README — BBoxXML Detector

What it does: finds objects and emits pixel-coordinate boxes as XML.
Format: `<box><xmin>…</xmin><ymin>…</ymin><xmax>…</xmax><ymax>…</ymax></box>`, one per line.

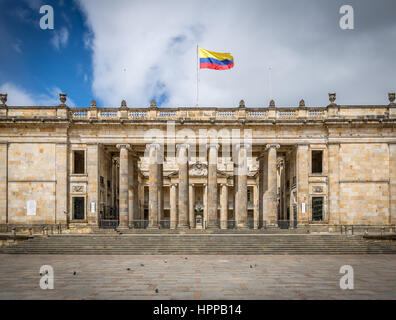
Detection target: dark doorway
<box><xmin>312</xmin><ymin>197</ymin><xmax>324</xmax><ymax>221</ymax></box>
<box><xmin>72</xmin><ymin>197</ymin><xmax>85</xmax><ymax>220</ymax></box>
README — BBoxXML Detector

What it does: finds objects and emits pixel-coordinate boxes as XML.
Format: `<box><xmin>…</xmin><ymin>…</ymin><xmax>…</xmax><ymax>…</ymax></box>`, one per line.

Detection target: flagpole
<box><xmin>268</xmin><ymin>66</ymin><xmax>273</xmax><ymax>100</ymax></box>
<box><xmin>196</xmin><ymin>44</ymin><xmax>199</xmax><ymax>106</ymax></box>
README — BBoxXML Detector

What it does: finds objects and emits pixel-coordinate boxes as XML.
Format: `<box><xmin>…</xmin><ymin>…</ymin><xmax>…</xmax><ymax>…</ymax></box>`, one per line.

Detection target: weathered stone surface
<box><xmin>0</xmin><ymin>101</ymin><xmax>395</xmax><ymax>232</ymax></box>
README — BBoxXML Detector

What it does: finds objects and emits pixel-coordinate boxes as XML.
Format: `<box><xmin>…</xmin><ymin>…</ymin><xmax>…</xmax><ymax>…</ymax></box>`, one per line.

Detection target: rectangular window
<box><xmin>312</xmin><ymin>197</ymin><xmax>323</xmax><ymax>221</ymax></box>
<box><xmin>72</xmin><ymin>197</ymin><xmax>85</xmax><ymax>220</ymax></box>
<box><xmin>311</xmin><ymin>150</ymin><xmax>323</xmax><ymax>174</ymax></box>
<box><xmin>247</xmin><ymin>188</ymin><xmax>251</xmax><ymax>202</ymax></box>
<box><xmin>73</xmin><ymin>150</ymin><xmax>85</xmax><ymax>174</ymax></box>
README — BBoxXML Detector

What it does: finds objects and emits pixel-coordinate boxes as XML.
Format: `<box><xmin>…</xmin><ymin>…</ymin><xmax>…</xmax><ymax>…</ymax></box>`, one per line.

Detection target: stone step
<box><xmin>1</xmin><ymin>234</ymin><xmax>395</xmax><ymax>255</ymax></box>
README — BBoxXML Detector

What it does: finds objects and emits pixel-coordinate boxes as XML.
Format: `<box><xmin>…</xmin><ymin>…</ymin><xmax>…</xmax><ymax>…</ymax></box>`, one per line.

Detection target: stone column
<box><xmin>0</xmin><ymin>143</ymin><xmax>7</xmax><ymax>224</ymax></box>
<box><xmin>158</xmin><ymin>159</ymin><xmax>164</xmax><ymax>225</ymax></box>
<box><xmin>203</xmin><ymin>183</ymin><xmax>207</xmax><ymax>228</ymax></box>
<box><xmin>233</xmin><ymin>164</ymin><xmax>238</xmax><ymax>225</ymax></box>
<box><xmin>128</xmin><ymin>153</ymin><xmax>139</xmax><ymax>227</ymax></box>
<box><xmin>328</xmin><ymin>144</ymin><xmax>340</xmax><ymax>225</ymax></box>
<box><xmin>87</xmin><ymin>144</ymin><xmax>100</xmax><ymax>226</ymax></box>
<box><xmin>253</xmin><ymin>184</ymin><xmax>259</xmax><ymax>229</ymax></box>
<box><xmin>177</xmin><ymin>143</ymin><xmax>189</xmax><ymax>228</ymax></box>
<box><xmin>139</xmin><ymin>182</ymin><xmax>145</xmax><ymax>221</ymax></box>
<box><xmin>266</xmin><ymin>144</ymin><xmax>280</xmax><ymax>226</ymax></box>
<box><xmin>117</xmin><ymin>144</ymin><xmax>130</xmax><ymax>228</ymax></box>
<box><xmin>207</xmin><ymin>143</ymin><xmax>219</xmax><ymax>228</ymax></box>
<box><xmin>170</xmin><ymin>183</ymin><xmax>178</xmax><ymax>229</ymax></box>
<box><xmin>296</xmin><ymin>144</ymin><xmax>309</xmax><ymax>224</ymax></box>
<box><xmin>147</xmin><ymin>143</ymin><xmax>160</xmax><ymax>228</ymax></box>
<box><xmin>390</xmin><ymin>144</ymin><xmax>396</xmax><ymax>226</ymax></box>
<box><xmin>132</xmin><ymin>156</ymin><xmax>139</xmax><ymax>221</ymax></box>
<box><xmin>220</xmin><ymin>183</ymin><xmax>228</xmax><ymax>229</ymax></box>
<box><xmin>55</xmin><ymin>143</ymin><xmax>68</xmax><ymax>225</ymax></box>
<box><xmin>189</xmin><ymin>184</ymin><xmax>195</xmax><ymax>228</ymax></box>
<box><xmin>277</xmin><ymin>158</ymin><xmax>285</xmax><ymax>221</ymax></box>
<box><xmin>235</xmin><ymin>144</ymin><xmax>248</xmax><ymax>228</ymax></box>
<box><xmin>289</xmin><ymin>148</ymin><xmax>296</xmax><ymax>228</ymax></box>
<box><xmin>111</xmin><ymin>159</ymin><xmax>117</xmax><ymax>207</ymax></box>
<box><xmin>257</xmin><ymin>153</ymin><xmax>267</xmax><ymax>228</ymax></box>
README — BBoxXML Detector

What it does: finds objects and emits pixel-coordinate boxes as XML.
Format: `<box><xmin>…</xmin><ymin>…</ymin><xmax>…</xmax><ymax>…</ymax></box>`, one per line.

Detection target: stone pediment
<box><xmin>168</xmin><ymin>162</ymin><xmax>228</xmax><ymax>178</ymax></box>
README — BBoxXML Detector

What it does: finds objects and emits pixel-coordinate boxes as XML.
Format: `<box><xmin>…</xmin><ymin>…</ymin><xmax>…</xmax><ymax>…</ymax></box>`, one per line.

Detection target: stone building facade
<box><xmin>0</xmin><ymin>92</ymin><xmax>395</xmax><ymax>233</ymax></box>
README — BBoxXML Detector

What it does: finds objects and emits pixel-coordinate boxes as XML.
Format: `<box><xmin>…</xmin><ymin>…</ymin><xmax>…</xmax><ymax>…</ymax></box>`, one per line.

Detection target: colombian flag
<box><xmin>199</xmin><ymin>47</ymin><xmax>234</xmax><ymax>70</ymax></box>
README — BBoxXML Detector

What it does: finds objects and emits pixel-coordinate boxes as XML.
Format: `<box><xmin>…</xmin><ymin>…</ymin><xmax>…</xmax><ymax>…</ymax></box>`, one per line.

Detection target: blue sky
<box><xmin>0</xmin><ymin>0</ymin><xmax>92</xmax><ymax>106</ymax></box>
<box><xmin>1</xmin><ymin>0</ymin><xmax>396</xmax><ymax>107</ymax></box>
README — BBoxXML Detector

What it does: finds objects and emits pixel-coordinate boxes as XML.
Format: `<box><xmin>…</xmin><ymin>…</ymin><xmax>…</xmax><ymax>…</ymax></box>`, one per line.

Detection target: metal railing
<box><xmin>99</xmin><ymin>219</ymin><xmax>119</xmax><ymax>229</ymax></box>
<box><xmin>159</xmin><ymin>220</ymin><xmax>170</xmax><ymax>229</ymax></box>
<box><xmin>130</xmin><ymin>220</ymin><xmax>149</xmax><ymax>229</ymax></box>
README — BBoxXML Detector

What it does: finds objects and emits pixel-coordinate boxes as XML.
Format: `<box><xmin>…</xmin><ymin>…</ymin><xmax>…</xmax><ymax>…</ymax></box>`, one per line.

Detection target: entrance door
<box><xmin>72</xmin><ymin>197</ymin><xmax>85</xmax><ymax>220</ymax></box>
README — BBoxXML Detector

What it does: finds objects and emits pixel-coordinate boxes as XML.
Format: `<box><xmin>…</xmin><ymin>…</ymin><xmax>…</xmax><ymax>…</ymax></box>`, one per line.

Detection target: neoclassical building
<box><xmin>0</xmin><ymin>92</ymin><xmax>395</xmax><ymax>233</ymax></box>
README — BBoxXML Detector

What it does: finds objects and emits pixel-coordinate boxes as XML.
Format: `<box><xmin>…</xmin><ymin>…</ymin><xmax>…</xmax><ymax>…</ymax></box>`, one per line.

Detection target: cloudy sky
<box><xmin>1</xmin><ymin>0</ymin><xmax>395</xmax><ymax>107</ymax></box>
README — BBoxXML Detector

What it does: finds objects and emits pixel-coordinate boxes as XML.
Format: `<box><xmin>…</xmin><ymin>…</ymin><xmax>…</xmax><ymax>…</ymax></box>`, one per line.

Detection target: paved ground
<box><xmin>0</xmin><ymin>254</ymin><xmax>395</xmax><ymax>299</ymax></box>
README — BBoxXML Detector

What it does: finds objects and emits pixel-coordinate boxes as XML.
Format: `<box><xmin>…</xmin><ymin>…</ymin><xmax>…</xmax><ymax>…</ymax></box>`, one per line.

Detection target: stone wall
<box><xmin>338</xmin><ymin>143</ymin><xmax>390</xmax><ymax>224</ymax></box>
<box><xmin>7</xmin><ymin>143</ymin><xmax>56</xmax><ymax>224</ymax></box>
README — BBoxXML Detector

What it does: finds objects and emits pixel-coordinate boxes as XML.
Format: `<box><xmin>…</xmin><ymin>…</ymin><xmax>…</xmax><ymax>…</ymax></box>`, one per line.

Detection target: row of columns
<box><xmin>115</xmin><ymin>142</ymin><xmax>280</xmax><ymax>229</ymax></box>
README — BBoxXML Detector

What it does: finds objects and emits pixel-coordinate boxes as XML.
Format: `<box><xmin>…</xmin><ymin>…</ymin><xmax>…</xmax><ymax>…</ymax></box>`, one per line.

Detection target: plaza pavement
<box><xmin>0</xmin><ymin>254</ymin><xmax>394</xmax><ymax>300</ymax></box>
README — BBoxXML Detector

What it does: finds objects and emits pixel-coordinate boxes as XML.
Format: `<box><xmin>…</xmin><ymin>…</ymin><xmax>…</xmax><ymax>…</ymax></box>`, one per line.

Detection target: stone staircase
<box><xmin>0</xmin><ymin>234</ymin><xmax>395</xmax><ymax>255</ymax></box>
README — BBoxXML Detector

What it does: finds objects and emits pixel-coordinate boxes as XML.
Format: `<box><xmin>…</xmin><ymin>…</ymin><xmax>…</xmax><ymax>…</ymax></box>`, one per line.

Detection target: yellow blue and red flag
<box><xmin>198</xmin><ymin>47</ymin><xmax>234</xmax><ymax>70</ymax></box>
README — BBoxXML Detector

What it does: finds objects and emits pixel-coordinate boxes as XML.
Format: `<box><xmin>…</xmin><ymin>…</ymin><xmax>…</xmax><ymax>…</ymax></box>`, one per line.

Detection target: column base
<box><xmin>177</xmin><ymin>225</ymin><xmax>189</xmax><ymax>229</ymax></box>
<box><xmin>147</xmin><ymin>225</ymin><xmax>159</xmax><ymax>230</ymax></box>
<box><xmin>207</xmin><ymin>225</ymin><xmax>219</xmax><ymax>229</ymax></box>
<box><xmin>236</xmin><ymin>225</ymin><xmax>249</xmax><ymax>229</ymax></box>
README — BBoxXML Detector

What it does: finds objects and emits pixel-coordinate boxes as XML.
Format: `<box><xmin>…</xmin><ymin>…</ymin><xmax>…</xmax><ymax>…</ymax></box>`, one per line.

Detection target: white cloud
<box><xmin>51</xmin><ymin>27</ymin><xmax>69</xmax><ymax>50</ymax></box>
<box><xmin>76</xmin><ymin>0</ymin><xmax>396</xmax><ymax>107</ymax></box>
<box><xmin>0</xmin><ymin>82</ymin><xmax>75</xmax><ymax>107</ymax></box>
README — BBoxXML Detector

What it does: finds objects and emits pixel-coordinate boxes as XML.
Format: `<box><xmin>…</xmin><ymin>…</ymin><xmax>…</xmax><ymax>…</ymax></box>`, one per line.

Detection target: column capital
<box><xmin>234</xmin><ymin>142</ymin><xmax>251</xmax><ymax>151</ymax></box>
<box><xmin>170</xmin><ymin>183</ymin><xmax>177</xmax><ymax>188</ymax></box>
<box><xmin>116</xmin><ymin>143</ymin><xmax>131</xmax><ymax>150</ymax></box>
<box><xmin>145</xmin><ymin>142</ymin><xmax>161</xmax><ymax>151</ymax></box>
<box><xmin>176</xmin><ymin>143</ymin><xmax>190</xmax><ymax>150</ymax></box>
<box><xmin>189</xmin><ymin>183</ymin><xmax>195</xmax><ymax>187</ymax></box>
<box><xmin>266</xmin><ymin>143</ymin><xmax>280</xmax><ymax>150</ymax></box>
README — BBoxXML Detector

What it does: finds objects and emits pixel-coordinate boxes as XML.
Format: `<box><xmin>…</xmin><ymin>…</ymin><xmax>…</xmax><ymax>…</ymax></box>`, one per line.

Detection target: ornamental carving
<box><xmin>389</xmin><ymin>92</ymin><xmax>395</xmax><ymax>105</ymax></box>
<box><xmin>190</xmin><ymin>162</ymin><xmax>207</xmax><ymax>176</ymax></box>
<box><xmin>312</xmin><ymin>186</ymin><xmax>323</xmax><ymax>193</ymax></box>
<box><xmin>328</xmin><ymin>93</ymin><xmax>336</xmax><ymax>104</ymax></box>
<box><xmin>72</xmin><ymin>185</ymin><xmax>85</xmax><ymax>193</ymax></box>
